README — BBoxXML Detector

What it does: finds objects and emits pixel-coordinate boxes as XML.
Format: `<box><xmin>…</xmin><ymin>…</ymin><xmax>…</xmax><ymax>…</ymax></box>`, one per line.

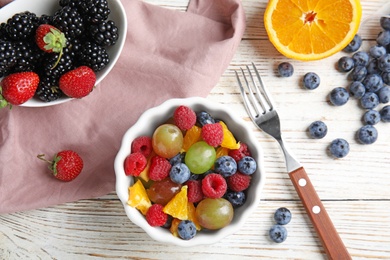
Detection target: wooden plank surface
<box><xmin>1</xmin><ymin>0</ymin><xmax>390</xmax><ymax>259</ymax></box>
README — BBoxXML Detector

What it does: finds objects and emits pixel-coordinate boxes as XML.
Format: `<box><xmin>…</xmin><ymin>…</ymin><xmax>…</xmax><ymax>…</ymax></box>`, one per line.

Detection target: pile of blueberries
<box><xmin>277</xmin><ymin>16</ymin><xmax>390</xmax><ymax>159</ymax></box>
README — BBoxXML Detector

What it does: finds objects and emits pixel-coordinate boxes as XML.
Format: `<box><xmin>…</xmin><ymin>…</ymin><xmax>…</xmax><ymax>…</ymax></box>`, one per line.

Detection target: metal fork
<box><xmin>236</xmin><ymin>63</ymin><xmax>351</xmax><ymax>260</ymax></box>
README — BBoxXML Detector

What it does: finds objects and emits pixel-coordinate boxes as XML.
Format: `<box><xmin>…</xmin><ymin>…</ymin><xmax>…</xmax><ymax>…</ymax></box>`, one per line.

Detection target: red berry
<box><xmin>0</xmin><ymin>72</ymin><xmax>40</xmax><ymax>107</ymax></box>
<box><xmin>131</xmin><ymin>136</ymin><xmax>152</xmax><ymax>157</ymax></box>
<box><xmin>124</xmin><ymin>152</ymin><xmax>147</xmax><ymax>176</ymax></box>
<box><xmin>173</xmin><ymin>105</ymin><xmax>196</xmax><ymax>130</ymax></box>
<box><xmin>186</xmin><ymin>179</ymin><xmax>203</xmax><ymax>203</ymax></box>
<box><xmin>228</xmin><ymin>143</ymin><xmax>251</xmax><ymax>162</ymax></box>
<box><xmin>59</xmin><ymin>66</ymin><xmax>96</xmax><ymax>98</ymax></box>
<box><xmin>201</xmin><ymin>173</ymin><xmax>227</xmax><ymax>199</ymax></box>
<box><xmin>145</xmin><ymin>204</ymin><xmax>168</xmax><ymax>227</ymax></box>
<box><xmin>35</xmin><ymin>24</ymin><xmax>66</xmax><ymax>54</ymax></box>
<box><xmin>149</xmin><ymin>155</ymin><xmax>172</xmax><ymax>181</ymax></box>
<box><xmin>227</xmin><ymin>172</ymin><xmax>251</xmax><ymax>192</ymax></box>
<box><xmin>201</xmin><ymin>123</ymin><xmax>223</xmax><ymax>147</ymax></box>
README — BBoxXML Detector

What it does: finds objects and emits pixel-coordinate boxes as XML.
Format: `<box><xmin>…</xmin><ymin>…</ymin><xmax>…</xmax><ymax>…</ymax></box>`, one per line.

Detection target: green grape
<box><xmin>195</xmin><ymin>198</ymin><xmax>234</xmax><ymax>230</ymax></box>
<box><xmin>152</xmin><ymin>124</ymin><xmax>183</xmax><ymax>159</ymax></box>
<box><xmin>184</xmin><ymin>141</ymin><xmax>216</xmax><ymax>174</ymax></box>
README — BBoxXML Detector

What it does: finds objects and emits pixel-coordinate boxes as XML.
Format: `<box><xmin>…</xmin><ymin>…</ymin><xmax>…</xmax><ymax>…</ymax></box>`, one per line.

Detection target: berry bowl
<box><xmin>0</xmin><ymin>0</ymin><xmax>127</xmax><ymax>107</ymax></box>
<box><xmin>114</xmin><ymin>97</ymin><xmax>265</xmax><ymax>247</ymax></box>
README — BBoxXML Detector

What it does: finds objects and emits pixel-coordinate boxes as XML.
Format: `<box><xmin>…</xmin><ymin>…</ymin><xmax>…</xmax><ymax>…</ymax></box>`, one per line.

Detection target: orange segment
<box><xmin>127</xmin><ymin>179</ymin><xmax>152</xmax><ymax>215</ymax></box>
<box><xmin>216</xmin><ymin>147</ymin><xmax>230</xmax><ymax>158</ymax></box>
<box><xmin>138</xmin><ymin>151</ymin><xmax>155</xmax><ymax>182</ymax></box>
<box><xmin>187</xmin><ymin>202</ymin><xmax>202</xmax><ymax>230</ymax></box>
<box><xmin>264</xmin><ymin>0</ymin><xmax>362</xmax><ymax>61</ymax></box>
<box><xmin>183</xmin><ymin>125</ymin><xmax>202</xmax><ymax>151</ymax></box>
<box><xmin>163</xmin><ymin>185</ymin><xmax>188</xmax><ymax>220</ymax></box>
<box><xmin>169</xmin><ymin>218</ymin><xmax>181</xmax><ymax>237</ymax></box>
<box><xmin>219</xmin><ymin>121</ymin><xmax>240</xmax><ymax>150</ymax></box>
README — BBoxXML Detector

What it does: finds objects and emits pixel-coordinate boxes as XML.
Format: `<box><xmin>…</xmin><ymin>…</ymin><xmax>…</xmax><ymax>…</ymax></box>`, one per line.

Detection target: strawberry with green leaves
<box><xmin>0</xmin><ymin>71</ymin><xmax>40</xmax><ymax>108</ymax></box>
<box><xmin>38</xmin><ymin>150</ymin><xmax>84</xmax><ymax>182</ymax></box>
<box><xmin>59</xmin><ymin>66</ymin><xmax>96</xmax><ymax>98</ymax></box>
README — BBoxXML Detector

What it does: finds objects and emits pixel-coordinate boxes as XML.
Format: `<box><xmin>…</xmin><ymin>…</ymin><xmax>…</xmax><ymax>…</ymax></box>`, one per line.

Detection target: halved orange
<box><xmin>264</xmin><ymin>0</ymin><xmax>362</xmax><ymax>61</ymax></box>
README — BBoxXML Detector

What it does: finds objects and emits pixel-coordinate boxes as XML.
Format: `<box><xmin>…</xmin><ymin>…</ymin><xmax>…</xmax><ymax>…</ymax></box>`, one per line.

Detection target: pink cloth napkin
<box><xmin>0</xmin><ymin>0</ymin><xmax>245</xmax><ymax>214</ymax></box>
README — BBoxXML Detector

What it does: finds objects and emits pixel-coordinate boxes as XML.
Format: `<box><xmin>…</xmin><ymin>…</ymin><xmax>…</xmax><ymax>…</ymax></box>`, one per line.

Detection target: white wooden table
<box><xmin>1</xmin><ymin>0</ymin><xmax>390</xmax><ymax>259</ymax></box>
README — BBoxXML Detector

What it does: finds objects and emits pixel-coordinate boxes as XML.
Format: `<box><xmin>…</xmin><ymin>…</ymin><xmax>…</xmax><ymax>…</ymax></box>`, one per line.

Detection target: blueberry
<box><xmin>278</xmin><ymin>62</ymin><xmax>294</xmax><ymax>77</ymax></box>
<box><xmin>197</xmin><ymin>111</ymin><xmax>215</xmax><ymax>126</ymax></box>
<box><xmin>237</xmin><ymin>156</ymin><xmax>257</xmax><ymax>175</ymax></box>
<box><xmin>349</xmin><ymin>81</ymin><xmax>366</xmax><ymax>99</ymax></box>
<box><xmin>380</xmin><ymin>17</ymin><xmax>390</xmax><ymax>30</ymax></box>
<box><xmin>177</xmin><ymin>220</ymin><xmax>197</xmax><ymax>240</ymax></box>
<box><xmin>329</xmin><ymin>138</ymin><xmax>350</xmax><ymax>158</ymax></box>
<box><xmin>329</xmin><ymin>87</ymin><xmax>349</xmax><ymax>106</ymax></box>
<box><xmin>380</xmin><ymin>105</ymin><xmax>390</xmax><ymax>122</ymax></box>
<box><xmin>162</xmin><ymin>215</ymin><xmax>173</xmax><ymax>229</ymax></box>
<box><xmin>363</xmin><ymin>110</ymin><xmax>381</xmax><ymax>125</ymax></box>
<box><xmin>362</xmin><ymin>74</ymin><xmax>383</xmax><ymax>93</ymax></box>
<box><xmin>360</xmin><ymin>92</ymin><xmax>379</xmax><ymax>109</ymax></box>
<box><xmin>378</xmin><ymin>86</ymin><xmax>390</xmax><ymax>103</ymax></box>
<box><xmin>303</xmin><ymin>72</ymin><xmax>320</xmax><ymax>90</ymax></box>
<box><xmin>376</xmin><ymin>30</ymin><xmax>390</xmax><ymax>46</ymax></box>
<box><xmin>369</xmin><ymin>45</ymin><xmax>387</xmax><ymax>59</ymax></box>
<box><xmin>352</xmin><ymin>51</ymin><xmax>369</xmax><ymax>67</ymax></box>
<box><xmin>378</xmin><ymin>53</ymin><xmax>390</xmax><ymax>72</ymax></box>
<box><xmin>357</xmin><ymin>125</ymin><xmax>378</xmax><ymax>145</ymax></box>
<box><xmin>269</xmin><ymin>224</ymin><xmax>287</xmax><ymax>243</ymax></box>
<box><xmin>274</xmin><ymin>207</ymin><xmax>292</xmax><ymax>225</ymax></box>
<box><xmin>225</xmin><ymin>190</ymin><xmax>246</xmax><ymax>208</ymax></box>
<box><xmin>214</xmin><ymin>155</ymin><xmax>237</xmax><ymax>177</ymax></box>
<box><xmin>366</xmin><ymin>59</ymin><xmax>381</xmax><ymax>75</ymax></box>
<box><xmin>349</xmin><ymin>65</ymin><xmax>367</xmax><ymax>81</ymax></box>
<box><xmin>382</xmin><ymin>72</ymin><xmax>390</xmax><ymax>85</ymax></box>
<box><xmin>169</xmin><ymin>163</ymin><xmax>191</xmax><ymax>184</ymax></box>
<box><xmin>308</xmin><ymin>120</ymin><xmax>328</xmax><ymax>139</ymax></box>
<box><xmin>169</xmin><ymin>152</ymin><xmax>185</xmax><ymax>166</ymax></box>
<box><xmin>344</xmin><ymin>34</ymin><xmax>362</xmax><ymax>53</ymax></box>
<box><xmin>337</xmin><ymin>56</ymin><xmax>355</xmax><ymax>72</ymax></box>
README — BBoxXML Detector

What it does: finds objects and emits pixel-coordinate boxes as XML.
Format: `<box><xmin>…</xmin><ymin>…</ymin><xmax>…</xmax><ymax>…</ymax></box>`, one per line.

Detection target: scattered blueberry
<box><xmin>274</xmin><ymin>207</ymin><xmax>292</xmax><ymax>225</ymax></box>
<box><xmin>214</xmin><ymin>155</ymin><xmax>237</xmax><ymax>177</ymax></box>
<box><xmin>349</xmin><ymin>81</ymin><xmax>366</xmax><ymax>99</ymax></box>
<box><xmin>338</xmin><ymin>56</ymin><xmax>355</xmax><ymax>72</ymax></box>
<box><xmin>376</xmin><ymin>30</ymin><xmax>390</xmax><ymax>46</ymax></box>
<box><xmin>360</xmin><ymin>92</ymin><xmax>379</xmax><ymax>109</ymax></box>
<box><xmin>237</xmin><ymin>156</ymin><xmax>257</xmax><ymax>175</ymax></box>
<box><xmin>378</xmin><ymin>53</ymin><xmax>390</xmax><ymax>72</ymax></box>
<box><xmin>369</xmin><ymin>45</ymin><xmax>387</xmax><ymax>58</ymax></box>
<box><xmin>363</xmin><ymin>110</ymin><xmax>381</xmax><ymax>125</ymax></box>
<box><xmin>357</xmin><ymin>125</ymin><xmax>378</xmax><ymax>145</ymax></box>
<box><xmin>177</xmin><ymin>220</ymin><xmax>197</xmax><ymax>240</ymax></box>
<box><xmin>308</xmin><ymin>120</ymin><xmax>328</xmax><ymax>139</ymax></box>
<box><xmin>380</xmin><ymin>17</ymin><xmax>390</xmax><ymax>30</ymax></box>
<box><xmin>344</xmin><ymin>34</ymin><xmax>362</xmax><ymax>53</ymax></box>
<box><xmin>225</xmin><ymin>191</ymin><xmax>246</xmax><ymax>208</ymax></box>
<box><xmin>352</xmin><ymin>51</ymin><xmax>369</xmax><ymax>67</ymax></box>
<box><xmin>366</xmin><ymin>59</ymin><xmax>381</xmax><ymax>75</ymax></box>
<box><xmin>380</xmin><ymin>105</ymin><xmax>390</xmax><ymax>122</ymax></box>
<box><xmin>349</xmin><ymin>65</ymin><xmax>367</xmax><ymax>81</ymax></box>
<box><xmin>269</xmin><ymin>224</ymin><xmax>287</xmax><ymax>243</ymax></box>
<box><xmin>382</xmin><ymin>72</ymin><xmax>390</xmax><ymax>85</ymax></box>
<box><xmin>278</xmin><ymin>62</ymin><xmax>294</xmax><ymax>77</ymax></box>
<box><xmin>329</xmin><ymin>138</ymin><xmax>350</xmax><ymax>158</ymax></box>
<box><xmin>329</xmin><ymin>87</ymin><xmax>349</xmax><ymax>106</ymax></box>
<box><xmin>197</xmin><ymin>111</ymin><xmax>215</xmax><ymax>126</ymax></box>
<box><xmin>303</xmin><ymin>72</ymin><xmax>320</xmax><ymax>90</ymax></box>
<box><xmin>169</xmin><ymin>163</ymin><xmax>191</xmax><ymax>184</ymax></box>
<box><xmin>378</xmin><ymin>86</ymin><xmax>390</xmax><ymax>103</ymax></box>
<box><xmin>362</xmin><ymin>74</ymin><xmax>383</xmax><ymax>93</ymax></box>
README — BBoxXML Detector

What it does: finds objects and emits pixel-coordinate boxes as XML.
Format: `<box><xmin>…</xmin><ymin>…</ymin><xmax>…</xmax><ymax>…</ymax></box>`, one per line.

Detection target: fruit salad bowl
<box><xmin>0</xmin><ymin>0</ymin><xmax>127</xmax><ymax>107</ymax></box>
<box><xmin>114</xmin><ymin>97</ymin><xmax>265</xmax><ymax>247</ymax></box>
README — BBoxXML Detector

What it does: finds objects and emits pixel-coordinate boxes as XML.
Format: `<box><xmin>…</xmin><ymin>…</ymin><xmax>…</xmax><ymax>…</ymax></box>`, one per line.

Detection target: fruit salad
<box><xmin>124</xmin><ymin>105</ymin><xmax>258</xmax><ymax>240</ymax></box>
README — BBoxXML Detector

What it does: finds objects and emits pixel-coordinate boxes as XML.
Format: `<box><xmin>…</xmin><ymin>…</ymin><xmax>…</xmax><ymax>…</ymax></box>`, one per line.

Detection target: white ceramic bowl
<box><xmin>114</xmin><ymin>97</ymin><xmax>265</xmax><ymax>247</ymax></box>
<box><xmin>0</xmin><ymin>0</ymin><xmax>127</xmax><ymax>107</ymax></box>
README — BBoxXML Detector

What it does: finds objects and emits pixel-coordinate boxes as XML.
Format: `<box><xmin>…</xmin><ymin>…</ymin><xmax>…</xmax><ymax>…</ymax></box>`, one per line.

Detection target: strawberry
<box><xmin>35</xmin><ymin>24</ymin><xmax>67</xmax><ymax>68</ymax></box>
<box><xmin>59</xmin><ymin>66</ymin><xmax>96</xmax><ymax>98</ymax></box>
<box><xmin>38</xmin><ymin>150</ymin><xmax>84</xmax><ymax>182</ymax></box>
<box><xmin>0</xmin><ymin>72</ymin><xmax>40</xmax><ymax>108</ymax></box>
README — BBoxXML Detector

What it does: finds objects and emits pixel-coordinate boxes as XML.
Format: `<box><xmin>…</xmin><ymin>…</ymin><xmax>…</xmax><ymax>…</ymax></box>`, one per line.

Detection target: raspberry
<box><xmin>227</xmin><ymin>172</ymin><xmax>251</xmax><ymax>192</ymax></box>
<box><xmin>201</xmin><ymin>173</ymin><xmax>227</xmax><ymax>199</ymax></box>
<box><xmin>201</xmin><ymin>123</ymin><xmax>223</xmax><ymax>147</ymax></box>
<box><xmin>131</xmin><ymin>136</ymin><xmax>153</xmax><ymax>157</ymax></box>
<box><xmin>228</xmin><ymin>142</ymin><xmax>251</xmax><ymax>162</ymax></box>
<box><xmin>146</xmin><ymin>204</ymin><xmax>168</xmax><ymax>227</ymax></box>
<box><xmin>186</xmin><ymin>180</ymin><xmax>203</xmax><ymax>203</ymax></box>
<box><xmin>173</xmin><ymin>105</ymin><xmax>196</xmax><ymax>130</ymax></box>
<box><xmin>149</xmin><ymin>155</ymin><xmax>172</xmax><ymax>181</ymax></box>
<box><xmin>124</xmin><ymin>152</ymin><xmax>147</xmax><ymax>176</ymax></box>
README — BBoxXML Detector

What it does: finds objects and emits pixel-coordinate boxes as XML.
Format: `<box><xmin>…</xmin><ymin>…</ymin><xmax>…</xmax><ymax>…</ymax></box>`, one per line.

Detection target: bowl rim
<box><xmin>114</xmin><ymin>97</ymin><xmax>266</xmax><ymax>247</ymax></box>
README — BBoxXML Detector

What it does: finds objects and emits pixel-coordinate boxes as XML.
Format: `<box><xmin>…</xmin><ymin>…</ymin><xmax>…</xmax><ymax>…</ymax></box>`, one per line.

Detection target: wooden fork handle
<box><xmin>289</xmin><ymin>167</ymin><xmax>351</xmax><ymax>260</ymax></box>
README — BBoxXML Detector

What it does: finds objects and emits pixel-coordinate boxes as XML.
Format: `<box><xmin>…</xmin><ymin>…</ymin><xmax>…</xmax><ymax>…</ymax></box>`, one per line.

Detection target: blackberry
<box><xmin>11</xmin><ymin>40</ymin><xmax>43</xmax><ymax>73</ymax></box>
<box><xmin>89</xmin><ymin>20</ymin><xmax>118</xmax><ymax>46</ymax></box>
<box><xmin>59</xmin><ymin>0</ymin><xmax>79</xmax><ymax>8</ymax></box>
<box><xmin>78</xmin><ymin>41</ymin><xmax>109</xmax><ymax>72</ymax></box>
<box><xmin>0</xmin><ymin>40</ymin><xmax>16</xmax><ymax>77</ymax></box>
<box><xmin>5</xmin><ymin>11</ymin><xmax>37</xmax><ymax>40</ymax></box>
<box><xmin>36</xmin><ymin>74</ymin><xmax>63</xmax><ymax>102</ymax></box>
<box><xmin>77</xmin><ymin>0</ymin><xmax>110</xmax><ymax>24</ymax></box>
<box><xmin>52</xmin><ymin>6</ymin><xmax>84</xmax><ymax>40</ymax></box>
<box><xmin>0</xmin><ymin>23</ymin><xmax>9</xmax><ymax>41</ymax></box>
<box><xmin>41</xmin><ymin>45</ymin><xmax>76</xmax><ymax>79</ymax></box>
